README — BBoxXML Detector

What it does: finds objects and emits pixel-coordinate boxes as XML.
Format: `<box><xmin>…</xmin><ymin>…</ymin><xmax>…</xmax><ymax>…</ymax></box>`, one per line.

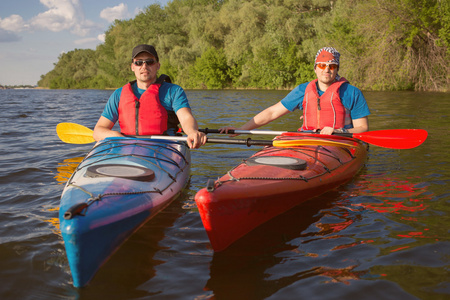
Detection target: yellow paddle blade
<box><xmin>56</xmin><ymin>123</ymin><xmax>95</xmax><ymax>144</ymax></box>
<box><xmin>273</xmin><ymin>139</ymin><xmax>356</xmax><ymax>148</ymax></box>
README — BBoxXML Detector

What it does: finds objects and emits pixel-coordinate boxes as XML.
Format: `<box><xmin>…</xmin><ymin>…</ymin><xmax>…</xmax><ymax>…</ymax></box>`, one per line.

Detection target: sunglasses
<box><xmin>316</xmin><ymin>63</ymin><xmax>338</xmax><ymax>70</ymax></box>
<box><xmin>133</xmin><ymin>59</ymin><xmax>157</xmax><ymax>66</ymax></box>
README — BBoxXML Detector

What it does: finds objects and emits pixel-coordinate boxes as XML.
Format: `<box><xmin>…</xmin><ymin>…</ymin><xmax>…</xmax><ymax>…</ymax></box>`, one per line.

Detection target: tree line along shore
<box><xmin>38</xmin><ymin>0</ymin><xmax>449</xmax><ymax>92</ymax></box>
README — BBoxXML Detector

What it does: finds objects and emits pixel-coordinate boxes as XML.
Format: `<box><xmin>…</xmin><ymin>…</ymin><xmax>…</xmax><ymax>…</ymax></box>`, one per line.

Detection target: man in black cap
<box><xmin>93</xmin><ymin>44</ymin><xmax>206</xmax><ymax>149</ymax></box>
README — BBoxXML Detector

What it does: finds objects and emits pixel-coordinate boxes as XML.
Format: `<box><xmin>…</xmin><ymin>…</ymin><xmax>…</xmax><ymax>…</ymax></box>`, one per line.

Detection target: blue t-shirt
<box><xmin>101</xmin><ymin>81</ymin><xmax>190</xmax><ymax>124</ymax></box>
<box><xmin>281</xmin><ymin>81</ymin><xmax>371</xmax><ymax>122</ymax></box>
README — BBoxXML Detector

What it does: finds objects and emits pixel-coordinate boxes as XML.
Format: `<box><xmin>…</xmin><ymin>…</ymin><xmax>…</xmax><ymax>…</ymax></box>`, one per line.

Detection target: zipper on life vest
<box><xmin>330</xmin><ymin>92</ymin><xmax>336</xmax><ymax>129</ymax></box>
<box><xmin>317</xmin><ymin>97</ymin><xmax>321</xmax><ymax>129</ymax></box>
<box><xmin>135</xmin><ymin>100</ymin><xmax>140</xmax><ymax>135</ymax></box>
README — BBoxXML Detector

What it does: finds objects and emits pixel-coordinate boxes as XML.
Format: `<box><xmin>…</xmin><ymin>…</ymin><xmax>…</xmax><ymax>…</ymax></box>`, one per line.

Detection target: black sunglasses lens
<box><xmin>134</xmin><ymin>59</ymin><xmax>155</xmax><ymax>66</ymax></box>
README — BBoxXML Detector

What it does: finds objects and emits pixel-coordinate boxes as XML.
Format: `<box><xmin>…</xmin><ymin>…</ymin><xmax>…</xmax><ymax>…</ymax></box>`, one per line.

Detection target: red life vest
<box><xmin>118</xmin><ymin>80</ymin><xmax>168</xmax><ymax>135</ymax></box>
<box><xmin>301</xmin><ymin>78</ymin><xmax>349</xmax><ymax>131</ymax></box>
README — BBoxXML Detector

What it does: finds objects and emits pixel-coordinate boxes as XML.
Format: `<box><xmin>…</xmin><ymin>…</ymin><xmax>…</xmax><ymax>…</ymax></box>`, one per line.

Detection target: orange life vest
<box><xmin>118</xmin><ymin>80</ymin><xmax>168</xmax><ymax>135</ymax></box>
<box><xmin>301</xmin><ymin>78</ymin><xmax>349</xmax><ymax>131</ymax></box>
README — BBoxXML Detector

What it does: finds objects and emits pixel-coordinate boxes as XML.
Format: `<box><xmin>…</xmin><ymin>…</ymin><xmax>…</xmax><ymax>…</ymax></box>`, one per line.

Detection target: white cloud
<box><xmin>30</xmin><ymin>0</ymin><xmax>95</xmax><ymax>36</ymax></box>
<box><xmin>134</xmin><ymin>7</ymin><xmax>144</xmax><ymax>16</ymax></box>
<box><xmin>74</xmin><ymin>33</ymin><xmax>105</xmax><ymax>46</ymax></box>
<box><xmin>98</xmin><ymin>33</ymin><xmax>106</xmax><ymax>43</ymax></box>
<box><xmin>0</xmin><ymin>0</ymin><xmax>99</xmax><ymax>37</ymax></box>
<box><xmin>0</xmin><ymin>15</ymin><xmax>29</xmax><ymax>32</ymax></box>
<box><xmin>71</xmin><ymin>19</ymin><xmax>99</xmax><ymax>36</ymax></box>
<box><xmin>100</xmin><ymin>3</ymin><xmax>130</xmax><ymax>23</ymax></box>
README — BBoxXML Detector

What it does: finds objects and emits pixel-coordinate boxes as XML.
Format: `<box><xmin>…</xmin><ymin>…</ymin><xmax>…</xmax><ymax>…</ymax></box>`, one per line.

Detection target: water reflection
<box><xmin>54</xmin><ymin>156</ymin><xmax>84</xmax><ymax>184</ymax></box>
<box><xmin>204</xmin><ymin>189</ymin><xmax>350</xmax><ymax>299</ymax></box>
<box><xmin>314</xmin><ymin>265</ymin><xmax>368</xmax><ymax>285</ymax></box>
<box><xmin>203</xmin><ymin>164</ymin><xmax>438</xmax><ymax>299</ymax></box>
<box><xmin>41</xmin><ymin>207</ymin><xmax>61</xmax><ymax>235</ymax></box>
<box><xmin>355</xmin><ymin>174</ymin><xmax>431</xmax><ymax>214</ymax></box>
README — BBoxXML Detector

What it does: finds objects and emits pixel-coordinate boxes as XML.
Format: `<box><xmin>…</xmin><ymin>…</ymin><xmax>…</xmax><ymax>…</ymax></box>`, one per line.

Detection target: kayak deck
<box><xmin>59</xmin><ymin>137</ymin><xmax>190</xmax><ymax>287</ymax></box>
<box><xmin>195</xmin><ymin>135</ymin><xmax>367</xmax><ymax>252</ymax></box>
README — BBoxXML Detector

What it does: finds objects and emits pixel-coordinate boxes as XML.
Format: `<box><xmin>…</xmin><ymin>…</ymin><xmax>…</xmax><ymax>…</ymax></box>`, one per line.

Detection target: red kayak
<box><xmin>194</xmin><ymin>134</ymin><xmax>368</xmax><ymax>251</ymax></box>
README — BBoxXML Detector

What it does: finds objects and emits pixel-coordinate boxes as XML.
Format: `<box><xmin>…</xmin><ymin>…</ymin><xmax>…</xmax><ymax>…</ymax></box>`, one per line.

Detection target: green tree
<box><xmin>192</xmin><ymin>47</ymin><xmax>229</xmax><ymax>89</ymax></box>
<box><xmin>316</xmin><ymin>0</ymin><xmax>449</xmax><ymax>91</ymax></box>
<box><xmin>38</xmin><ymin>0</ymin><xmax>448</xmax><ymax>91</ymax></box>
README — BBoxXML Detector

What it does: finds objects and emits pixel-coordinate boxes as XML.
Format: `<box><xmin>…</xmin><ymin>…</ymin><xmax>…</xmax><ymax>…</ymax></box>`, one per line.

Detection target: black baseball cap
<box><xmin>131</xmin><ymin>44</ymin><xmax>159</xmax><ymax>61</ymax></box>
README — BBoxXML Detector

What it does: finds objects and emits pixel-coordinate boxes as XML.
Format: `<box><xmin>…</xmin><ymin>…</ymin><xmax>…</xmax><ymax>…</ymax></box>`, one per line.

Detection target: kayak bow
<box><xmin>194</xmin><ymin>134</ymin><xmax>368</xmax><ymax>251</ymax></box>
<box><xmin>59</xmin><ymin>137</ymin><xmax>190</xmax><ymax>287</ymax></box>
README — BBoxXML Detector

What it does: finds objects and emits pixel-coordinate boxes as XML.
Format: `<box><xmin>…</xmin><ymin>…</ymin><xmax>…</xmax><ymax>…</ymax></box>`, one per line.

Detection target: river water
<box><xmin>0</xmin><ymin>88</ymin><xmax>449</xmax><ymax>299</ymax></box>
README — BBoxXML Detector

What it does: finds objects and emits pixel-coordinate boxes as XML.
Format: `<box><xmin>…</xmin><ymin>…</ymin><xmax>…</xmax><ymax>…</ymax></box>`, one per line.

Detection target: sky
<box><xmin>0</xmin><ymin>0</ymin><xmax>171</xmax><ymax>86</ymax></box>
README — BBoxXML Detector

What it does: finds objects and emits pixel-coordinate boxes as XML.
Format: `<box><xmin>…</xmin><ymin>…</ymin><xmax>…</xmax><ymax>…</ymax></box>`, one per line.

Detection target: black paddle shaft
<box><xmin>206</xmin><ymin>137</ymin><xmax>273</xmax><ymax>147</ymax></box>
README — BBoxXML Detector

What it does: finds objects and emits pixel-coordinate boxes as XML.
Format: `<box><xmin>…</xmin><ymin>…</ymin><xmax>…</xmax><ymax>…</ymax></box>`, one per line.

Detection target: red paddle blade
<box><xmin>354</xmin><ymin>129</ymin><xmax>428</xmax><ymax>149</ymax></box>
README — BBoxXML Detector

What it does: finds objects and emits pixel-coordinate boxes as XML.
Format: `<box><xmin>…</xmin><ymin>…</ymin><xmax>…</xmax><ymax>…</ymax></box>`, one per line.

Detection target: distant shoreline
<box><xmin>0</xmin><ymin>85</ymin><xmax>40</xmax><ymax>90</ymax></box>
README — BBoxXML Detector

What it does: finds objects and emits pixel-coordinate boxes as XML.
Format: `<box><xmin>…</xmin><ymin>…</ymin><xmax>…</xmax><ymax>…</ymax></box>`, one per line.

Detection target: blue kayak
<box><xmin>59</xmin><ymin>137</ymin><xmax>190</xmax><ymax>287</ymax></box>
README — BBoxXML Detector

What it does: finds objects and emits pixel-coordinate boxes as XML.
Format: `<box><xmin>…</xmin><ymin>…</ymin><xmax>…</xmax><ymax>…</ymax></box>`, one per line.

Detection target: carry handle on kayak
<box><xmin>64</xmin><ymin>203</ymin><xmax>89</xmax><ymax>220</ymax></box>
